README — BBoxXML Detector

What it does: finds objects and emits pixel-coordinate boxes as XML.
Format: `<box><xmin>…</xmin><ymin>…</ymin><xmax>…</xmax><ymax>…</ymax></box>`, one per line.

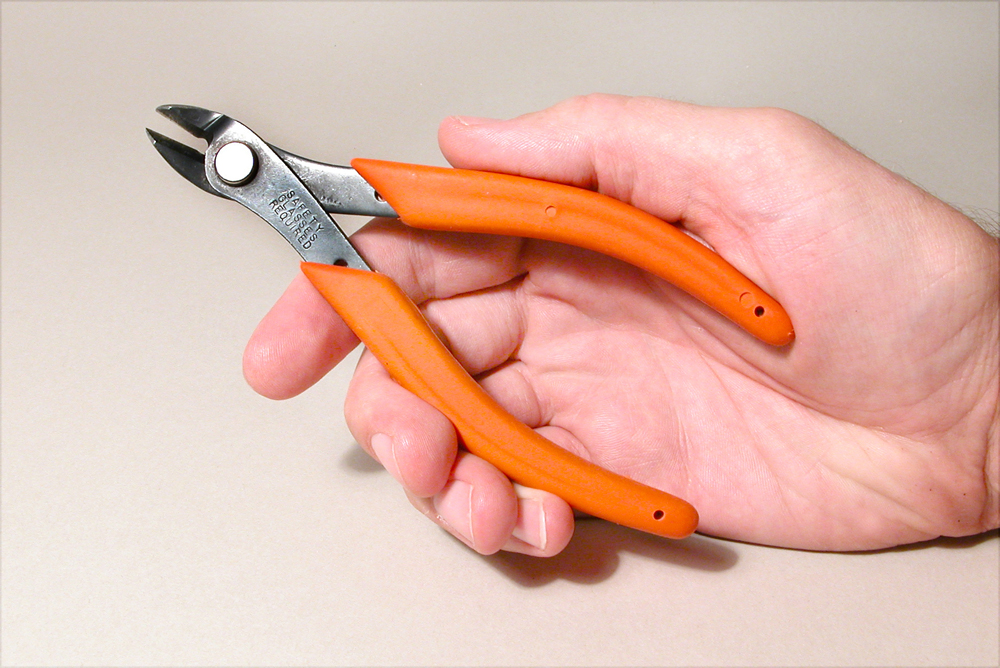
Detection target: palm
<box><xmin>462</xmin><ymin>181</ymin><xmax>995</xmax><ymax>549</ymax></box>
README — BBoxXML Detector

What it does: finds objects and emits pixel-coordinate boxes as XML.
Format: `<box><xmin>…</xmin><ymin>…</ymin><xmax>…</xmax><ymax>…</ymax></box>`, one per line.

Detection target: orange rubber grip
<box><xmin>301</xmin><ymin>262</ymin><xmax>699</xmax><ymax>539</ymax></box>
<box><xmin>352</xmin><ymin>158</ymin><xmax>794</xmax><ymax>346</ymax></box>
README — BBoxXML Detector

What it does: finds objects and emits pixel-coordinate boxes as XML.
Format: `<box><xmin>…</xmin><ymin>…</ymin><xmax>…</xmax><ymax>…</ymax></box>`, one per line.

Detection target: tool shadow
<box><xmin>341</xmin><ymin>444</ymin><xmax>738</xmax><ymax>585</ymax></box>
<box><xmin>483</xmin><ymin>518</ymin><xmax>739</xmax><ymax>587</ymax></box>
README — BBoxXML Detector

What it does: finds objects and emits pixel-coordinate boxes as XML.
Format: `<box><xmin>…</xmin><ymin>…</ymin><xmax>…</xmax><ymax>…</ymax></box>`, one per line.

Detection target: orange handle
<box><xmin>352</xmin><ymin>158</ymin><xmax>794</xmax><ymax>346</ymax></box>
<box><xmin>301</xmin><ymin>262</ymin><xmax>699</xmax><ymax>539</ymax></box>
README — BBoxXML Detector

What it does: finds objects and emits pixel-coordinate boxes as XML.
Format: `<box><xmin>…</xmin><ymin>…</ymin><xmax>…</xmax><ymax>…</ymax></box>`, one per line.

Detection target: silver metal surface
<box><xmin>148</xmin><ymin>105</ymin><xmax>370</xmax><ymax>270</ymax></box>
<box><xmin>272</xmin><ymin>148</ymin><xmax>398</xmax><ymax>217</ymax></box>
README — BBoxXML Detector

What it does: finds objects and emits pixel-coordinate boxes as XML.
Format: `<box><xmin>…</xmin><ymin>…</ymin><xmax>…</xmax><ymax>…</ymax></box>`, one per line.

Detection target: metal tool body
<box><xmin>148</xmin><ymin>105</ymin><xmax>795</xmax><ymax>540</ymax></box>
<box><xmin>148</xmin><ymin>107</ymin><xmax>370</xmax><ymax>268</ymax></box>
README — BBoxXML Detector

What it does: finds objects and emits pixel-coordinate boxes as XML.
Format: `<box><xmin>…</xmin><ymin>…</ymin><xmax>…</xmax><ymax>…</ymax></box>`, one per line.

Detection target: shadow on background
<box><xmin>484</xmin><ymin>518</ymin><xmax>738</xmax><ymax>587</ymax></box>
<box><xmin>857</xmin><ymin>528</ymin><xmax>999</xmax><ymax>555</ymax></box>
<box><xmin>341</xmin><ymin>442</ymin><xmax>384</xmax><ymax>474</ymax></box>
<box><xmin>342</xmin><ymin>443</ymin><xmax>738</xmax><ymax>585</ymax></box>
<box><xmin>342</xmin><ymin>444</ymin><xmax>997</xmax><ymax>585</ymax></box>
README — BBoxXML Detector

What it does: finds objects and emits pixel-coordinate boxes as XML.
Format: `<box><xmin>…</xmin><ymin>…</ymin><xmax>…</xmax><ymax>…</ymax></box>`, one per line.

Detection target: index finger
<box><xmin>243</xmin><ymin>218</ymin><xmax>527</xmax><ymax>399</ymax></box>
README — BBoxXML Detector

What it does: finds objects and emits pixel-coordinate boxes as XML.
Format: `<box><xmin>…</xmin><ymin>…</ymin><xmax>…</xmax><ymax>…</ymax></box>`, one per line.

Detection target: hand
<box><xmin>244</xmin><ymin>95</ymin><xmax>999</xmax><ymax>556</ymax></box>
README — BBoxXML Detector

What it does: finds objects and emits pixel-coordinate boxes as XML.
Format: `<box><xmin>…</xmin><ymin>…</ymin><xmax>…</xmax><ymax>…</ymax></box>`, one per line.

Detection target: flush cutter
<box><xmin>147</xmin><ymin>105</ymin><xmax>794</xmax><ymax>540</ymax></box>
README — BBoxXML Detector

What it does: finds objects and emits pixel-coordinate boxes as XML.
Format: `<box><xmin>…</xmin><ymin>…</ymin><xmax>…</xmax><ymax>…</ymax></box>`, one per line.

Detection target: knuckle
<box><xmin>738</xmin><ymin>107</ymin><xmax>833</xmax><ymax>163</ymax></box>
<box><xmin>551</xmin><ymin>93</ymin><xmax>629</xmax><ymax>123</ymax></box>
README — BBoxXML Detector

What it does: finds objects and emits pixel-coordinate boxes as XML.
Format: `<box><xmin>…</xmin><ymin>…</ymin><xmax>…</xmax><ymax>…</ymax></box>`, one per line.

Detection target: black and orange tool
<box><xmin>147</xmin><ymin>105</ymin><xmax>794</xmax><ymax>540</ymax></box>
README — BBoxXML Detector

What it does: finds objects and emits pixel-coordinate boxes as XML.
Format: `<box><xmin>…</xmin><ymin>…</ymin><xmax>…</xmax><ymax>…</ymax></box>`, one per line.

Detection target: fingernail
<box><xmin>433</xmin><ymin>480</ymin><xmax>475</xmax><ymax>547</ymax></box>
<box><xmin>451</xmin><ymin>115</ymin><xmax>498</xmax><ymax>127</ymax></box>
<box><xmin>511</xmin><ymin>496</ymin><xmax>547</xmax><ymax>551</ymax></box>
<box><xmin>370</xmin><ymin>433</ymin><xmax>402</xmax><ymax>482</ymax></box>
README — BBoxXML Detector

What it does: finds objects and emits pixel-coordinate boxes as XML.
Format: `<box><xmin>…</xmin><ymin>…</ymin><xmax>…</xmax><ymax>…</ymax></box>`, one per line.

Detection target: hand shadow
<box><xmin>341</xmin><ymin>444</ymin><xmax>738</xmax><ymax>585</ymax></box>
<box><xmin>484</xmin><ymin>518</ymin><xmax>738</xmax><ymax>587</ymax></box>
<box><xmin>341</xmin><ymin>442</ymin><xmax>385</xmax><ymax>474</ymax></box>
<box><xmin>855</xmin><ymin>528</ymin><xmax>999</xmax><ymax>555</ymax></box>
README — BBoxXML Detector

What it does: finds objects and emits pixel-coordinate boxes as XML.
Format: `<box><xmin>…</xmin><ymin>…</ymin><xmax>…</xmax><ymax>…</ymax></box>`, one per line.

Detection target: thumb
<box><xmin>437</xmin><ymin>94</ymin><xmax>853</xmax><ymax>242</ymax></box>
<box><xmin>436</xmin><ymin>95</ymin><xmax>836</xmax><ymax>302</ymax></box>
<box><xmin>436</xmin><ymin>94</ymin><xmax>964</xmax><ymax>289</ymax></box>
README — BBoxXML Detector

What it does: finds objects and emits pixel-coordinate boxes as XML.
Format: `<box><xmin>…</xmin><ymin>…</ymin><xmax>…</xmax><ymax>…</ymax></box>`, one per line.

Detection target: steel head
<box><xmin>148</xmin><ymin>104</ymin><xmax>369</xmax><ymax>269</ymax></box>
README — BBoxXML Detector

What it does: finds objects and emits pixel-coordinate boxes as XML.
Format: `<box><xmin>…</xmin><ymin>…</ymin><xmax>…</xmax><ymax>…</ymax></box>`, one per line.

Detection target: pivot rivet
<box><xmin>215</xmin><ymin>142</ymin><xmax>257</xmax><ymax>185</ymax></box>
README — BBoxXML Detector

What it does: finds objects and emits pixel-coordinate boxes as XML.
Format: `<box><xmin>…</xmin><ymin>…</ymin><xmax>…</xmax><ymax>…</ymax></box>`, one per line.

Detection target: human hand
<box><xmin>244</xmin><ymin>95</ymin><xmax>999</xmax><ymax>556</ymax></box>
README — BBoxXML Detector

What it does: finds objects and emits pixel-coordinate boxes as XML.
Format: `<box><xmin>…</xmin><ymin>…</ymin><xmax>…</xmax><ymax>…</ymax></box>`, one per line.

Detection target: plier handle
<box><xmin>148</xmin><ymin>105</ymin><xmax>795</xmax><ymax>540</ymax></box>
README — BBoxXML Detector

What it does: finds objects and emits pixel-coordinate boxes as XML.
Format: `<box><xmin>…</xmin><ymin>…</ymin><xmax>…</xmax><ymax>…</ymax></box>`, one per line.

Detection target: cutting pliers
<box><xmin>147</xmin><ymin>105</ymin><xmax>794</xmax><ymax>540</ymax></box>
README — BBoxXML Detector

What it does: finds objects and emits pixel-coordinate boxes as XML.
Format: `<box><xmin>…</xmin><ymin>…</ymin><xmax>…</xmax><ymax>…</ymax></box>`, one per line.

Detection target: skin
<box><xmin>244</xmin><ymin>95</ymin><xmax>999</xmax><ymax>557</ymax></box>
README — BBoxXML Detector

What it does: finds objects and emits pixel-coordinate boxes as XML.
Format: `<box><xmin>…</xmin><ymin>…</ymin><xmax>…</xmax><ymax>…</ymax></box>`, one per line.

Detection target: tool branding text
<box><xmin>269</xmin><ymin>189</ymin><xmax>325</xmax><ymax>249</ymax></box>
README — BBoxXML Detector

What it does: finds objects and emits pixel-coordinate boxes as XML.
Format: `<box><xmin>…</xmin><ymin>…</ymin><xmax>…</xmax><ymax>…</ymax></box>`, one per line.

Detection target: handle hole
<box><xmin>652</xmin><ymin>509</ymin><xmax>665</xmax><ymax>521</ymax></box>
<box><xmin>754</xmin><ymin>306</ymin><xmax>765</xmax><ymax>317</ymax></box>
<box><xmin>334</xmin><ymin>258</ymin><xmax>349</xmax><ymax>267</ymax></box>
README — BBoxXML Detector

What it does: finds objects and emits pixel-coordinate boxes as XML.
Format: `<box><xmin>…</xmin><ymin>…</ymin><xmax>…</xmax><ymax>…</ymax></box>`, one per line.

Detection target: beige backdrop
<box><xmin>2</xmin><ymin>2</ymin><xmax>997</xmax><ymax>666</ymax></box>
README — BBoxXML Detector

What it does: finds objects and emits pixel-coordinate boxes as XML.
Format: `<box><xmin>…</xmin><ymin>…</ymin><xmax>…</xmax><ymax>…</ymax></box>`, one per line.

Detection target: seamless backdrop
<box><xmin>2</xmin><ymin>2</ymin><xmax>997</xmax><ymax>666</ymax></box>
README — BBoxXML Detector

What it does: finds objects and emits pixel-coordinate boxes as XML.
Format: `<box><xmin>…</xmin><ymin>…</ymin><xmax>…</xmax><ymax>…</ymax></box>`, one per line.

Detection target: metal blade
<box><xmin>155</xmin><ymin>104</ymin><xmax>224</xmax><ymax>140</ymax></box>
<box><xmin>145</xmin><ymin>129</ymin><xmax>224</xmax><ymax>198</ymax></box>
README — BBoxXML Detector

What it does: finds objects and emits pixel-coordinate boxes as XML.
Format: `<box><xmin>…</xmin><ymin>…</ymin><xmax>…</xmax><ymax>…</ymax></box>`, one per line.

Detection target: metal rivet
<box><xmin>215</xmin><ymin>142</ymin><xmax>257</xmax><ymax>185</ymax></box>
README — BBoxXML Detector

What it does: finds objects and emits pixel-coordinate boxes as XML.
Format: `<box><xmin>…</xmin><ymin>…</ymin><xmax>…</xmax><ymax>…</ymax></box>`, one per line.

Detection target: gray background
<box><xmin>2</xmin><ymin>2</ymin><xmax>997</xmax><ymax>666</ymax></box>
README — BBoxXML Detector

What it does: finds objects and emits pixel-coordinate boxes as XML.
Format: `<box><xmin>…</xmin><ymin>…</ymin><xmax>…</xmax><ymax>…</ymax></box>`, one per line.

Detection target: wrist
<box><xmin>985</xmin><ymin>402</ymin><xmax>1000</xmax><ymax>531</ymax></box>
<box><xmin>977</xmin><ymin>230</ymin><xmax>999</xmax><ymax>532</ymax></box>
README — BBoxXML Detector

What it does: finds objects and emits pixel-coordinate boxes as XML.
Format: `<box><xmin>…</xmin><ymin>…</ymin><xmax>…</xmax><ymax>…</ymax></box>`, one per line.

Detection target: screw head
<box><xmin>214</xmin><ymin>141</ymin><xmax>257</xmax><ymax>185</ymax></box>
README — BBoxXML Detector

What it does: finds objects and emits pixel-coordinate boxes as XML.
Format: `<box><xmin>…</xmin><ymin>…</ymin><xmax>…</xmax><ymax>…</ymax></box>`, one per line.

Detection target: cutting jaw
<box><xmin>146</xmin><ymin>105</ymin><xmax>370</xmax><ymax>269</ymax></box>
